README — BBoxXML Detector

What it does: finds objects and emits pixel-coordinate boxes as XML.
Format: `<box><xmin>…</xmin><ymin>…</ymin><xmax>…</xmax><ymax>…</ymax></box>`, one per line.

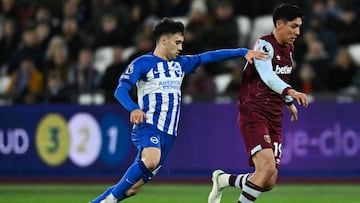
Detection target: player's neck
<box><xmin>272</xmin><ymin>30</ymin><xmax>286</xmax><ymax>46</ymax></box>
<box><xmin>153</xmin><ymin>47</ymin><xmax>169</xmax><ymax>61</ymax></box>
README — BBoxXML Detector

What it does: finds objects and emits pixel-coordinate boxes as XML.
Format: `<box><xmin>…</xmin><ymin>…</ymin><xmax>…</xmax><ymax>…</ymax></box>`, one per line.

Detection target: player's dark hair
<box><xmin>152</xmin><ymin>18</ymin><xmax>185</xmax><ymax>41</ymax></box>
<box><xmin>272</xmin><ymin>4</ymin><xmax>304</xmax><ymax>25</ymax></box>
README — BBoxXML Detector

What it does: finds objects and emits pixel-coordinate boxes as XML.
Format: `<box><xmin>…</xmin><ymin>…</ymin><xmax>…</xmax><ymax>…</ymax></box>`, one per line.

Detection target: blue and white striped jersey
<box><xmin>117</xmin><ymin>54</ymin><xmax>199</xmax><ymax>135</ymax></box>
<box><xmin>115</xmin><ymin>49</ymin><xmax>249</xmax><ymax>136</ymax></box>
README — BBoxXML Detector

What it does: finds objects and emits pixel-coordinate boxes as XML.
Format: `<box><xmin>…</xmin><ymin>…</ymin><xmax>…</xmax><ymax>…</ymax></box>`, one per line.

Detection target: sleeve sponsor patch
<box><xmin>125</xmin><ymin>64</ymin><xmax>134</xmax><ymax>74</ymax></box>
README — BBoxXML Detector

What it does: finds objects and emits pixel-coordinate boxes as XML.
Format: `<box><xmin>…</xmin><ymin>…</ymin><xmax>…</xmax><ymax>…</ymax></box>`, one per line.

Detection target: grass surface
<box><xmin>0</xmin><ymin>183</ymin><xmax>359</xmax><ymax>203</ymax></box>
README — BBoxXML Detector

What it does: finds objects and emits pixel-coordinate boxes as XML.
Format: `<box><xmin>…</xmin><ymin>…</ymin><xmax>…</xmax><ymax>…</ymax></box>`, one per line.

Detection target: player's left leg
<box><xmin>90</xmin><ymin>157</ymin><xmax>154</xmax><ymax>203</ymax></box>
<box><xmin>90</xmin><ymin>126</ymin><xmax>160</xmax><ymax>203</ymax></box>
<box><xmin>99</xmin><ymin>144</ymin><xmax>160</xmax><ymax>203</ymax></box>
<box><xmin>93</xmin><ymin>126</ymin><xmax>175</xmax><ymax>203</ymax></box>
<box><xmin>90</xmin><ymin>186</ymin><xmax>115</xmax><ymax>203</ymax></box>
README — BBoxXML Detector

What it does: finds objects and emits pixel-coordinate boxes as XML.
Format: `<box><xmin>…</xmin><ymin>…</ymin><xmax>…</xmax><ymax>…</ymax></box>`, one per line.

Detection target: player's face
<box><xmin>277</xmin><ymin>17</ymin><xmax>302</xmax><ymax>45</ymax></box>
<box><xmin>164</xmin><ymin>33</ymin><xmax>184</xmax><ymax>60</ymax></box>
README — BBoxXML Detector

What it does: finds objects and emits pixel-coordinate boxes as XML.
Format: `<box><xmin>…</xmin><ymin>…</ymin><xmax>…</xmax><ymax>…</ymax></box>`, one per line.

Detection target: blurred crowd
<box><xmin>0</xmin><ymin>0</ymin><xmax>360</xmax><ymax>105</ymax></box>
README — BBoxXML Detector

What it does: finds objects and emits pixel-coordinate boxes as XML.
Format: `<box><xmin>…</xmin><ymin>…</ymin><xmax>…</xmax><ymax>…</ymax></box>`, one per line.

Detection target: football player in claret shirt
<box><xmin>89</xmin><ymin>18</ymin><xmax>268</xmax><ymax>203</ymax></box>
<box><xmin>208</xmin><ymin>4</ymin><xmax>308</xmax><ymax>203</ymax></box>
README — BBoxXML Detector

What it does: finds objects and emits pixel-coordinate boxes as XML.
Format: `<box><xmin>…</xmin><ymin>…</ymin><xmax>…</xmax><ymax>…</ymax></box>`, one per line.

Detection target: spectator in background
<box><xmin>161</xmin><ymin>0</ymin><xmax>191</xmax><ymax>17</ymax></box>
<box><xmin>120</xmin><ymin>2</ymin><xmax>150</xmax><ymax>47</ymax></box>
<box><xmin>142</xmin><ymin>0</ymin><xmax>162</xmax><ymax>17</ymax></box>
<box><xmin>205</xmin><ymin>0</ymin><xmax>239</xmax><ymax>50</ymax></box>
<box><xmin>302</xmin><ymin>37</ymin><xmax>329</xmax><ymax>91</ymax></box>
<box><xmin>43</xmin><ymin>70</ymin><xmax>73</xmax><ymax>103</ymax></box>
<box><xmin>34</xmin><ymin>6</ymin><xmax>51</xmax><ymax>23</ymax></box>
<box><xmin>294</xmin><ymin>29</ymin><xmax>317</xmax><ymax>64</ymax></box>
<box><xmin>328</xmin><ymin>1</ymin><xmax>360</xmax><ymax>46</ymax></box>
<box><xmin>182</xmin><ymin>0</ymin><xmax>210</xmax><ymax>54</ymax></box>
<box><xmin>140</xmin><ymin>15</ymin><xmax>159</xmax><ymax>37</ymax></box>
<box><xmin>92</xmin><ymin>0</ymin><xmax>130</xmax><ymax>34</ymax></box>
<box><xmin>6</xmin><ymin>58</ymin><xmax>44</xmax><ymax>104</ymax></box>
<box><xmin>61</xmin><ymin>0</ymin><xmax>83</xmax><ymax>25</ymax></box>
<box><xmin>99</xmin><ymin>46</ymin><xmax>127</xmax><ymax>102</ymax></box>
<box><xmin>7</xmin><ymin>28</ymin><xmax>44</xmax><ymax>75</ymax></box>
<box><xmin>292</xmin><ymin>62</ymin><xmax>322</xmax><ymax>94</ymax></box>
<box><xmin>0</xmin><ymin>18</ymin><xmax>19</xmax><ymax>74</ymax></box>
<box><xmin>43</xmin><ymin>35</ymin><xmax>71</xmax><ymax>86</ymax></box>
<box><xmin>93</xmin><ymin>13</ymin><xmax>125</xmax><ymax>49</ymax></box>
<box><xmin>183</xmin><ymin>66</ymin><xmax>216</xmax><ymax>97</ymax></box>
<box><xmin>327</xmin><ymin>47</ymin><xmax>358</xmax><ymax>92</ymax></box>
<box><xmin>0</xmin><ymin>0</ymin><xmax>19</xmax><ymax>24</ymax></box>
<box><xmin>68</xmin><ymin>47</ymin><xmax>100</xmax><ymax>93</ymax></box>
<box><xmin>203</xmin><ymin>0</ymin><xmax>239</xmax><ymax>76</ymax></box>
<box><xmin>325</xmin><ymin>0</ymin><xmax>342</xmax><ymax>22</ymax></box>
<box><xmin>61</xmin><ymin>17</ymin><xmax>86</xmax><ymax>63</ymax></box>
<box><xmin>35</xmin><ymin>22</ymin><xmax>52</xmax><ymax>52</ymax></box>
<box><xmin>34</xmin><ymin>6</ymin><xmax>56</xmax><ymax>32</ymax></box>
<box><xmin>305</xmin><ymin>13</ymin><xmax>338</xmax><ymax>59</ymax></box>
<box><xmin>125</xmin><ymin>32</ymin><xmax>154</xmax><ymax>63</ymax></box>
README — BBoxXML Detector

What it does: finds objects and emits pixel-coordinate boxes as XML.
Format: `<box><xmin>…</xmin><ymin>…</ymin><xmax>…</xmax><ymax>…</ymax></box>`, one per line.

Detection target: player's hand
<box><xmin>245</xmin><ymin>49</ymin><xmax>268</xmax><ymax>64</ymax></box>
<box><xmin>287</xmin><ymin>103</ymin><xmax>298</xmax><ymax>122</ymax></box>
<box><xmin>287</xmin><ymin>89</ymin><xmax>308</xmax><ymax>107</ymax></box>
<box><xmin>130</xmin><ymin>109</ymin><xmax>147</xmax><ymax>125</ymax></box>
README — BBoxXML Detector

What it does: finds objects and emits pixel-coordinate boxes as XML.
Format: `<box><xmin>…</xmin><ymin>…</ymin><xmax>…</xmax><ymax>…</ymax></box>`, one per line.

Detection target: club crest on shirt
<box><xmin>150</xmin><ymin>136</ymin><xmax>159</xmax><ymax>144</ymax></box>
<box><xmin>264</xmin><ymin>135</ymin><xmax>271</xmax><ymax>144</ymax></box>
<box><xmin>173</xmin><ymin>62</ymin><xmax>182</xmax><ymax>75</ymax></box>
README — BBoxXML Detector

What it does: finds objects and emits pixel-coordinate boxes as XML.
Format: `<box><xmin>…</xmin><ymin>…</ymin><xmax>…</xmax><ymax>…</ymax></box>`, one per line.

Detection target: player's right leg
<box><xmin>238</xmin><ymin>148</ymin><xmax>277</xmax><ymax>203</ymax></box>
<box><xmin>233</xmin><ymin>111</ymin><xmax>277</xmax><ymax>202</ymax></box>
<box><xmin>208</xmin><ymin>169</ymin><xmax>225</xmax><ymax>203</ymax></box>
<box><xmin>208</xmin><ymin>170</ymin><xmax>253</xmax><ymax>203</ymax></box>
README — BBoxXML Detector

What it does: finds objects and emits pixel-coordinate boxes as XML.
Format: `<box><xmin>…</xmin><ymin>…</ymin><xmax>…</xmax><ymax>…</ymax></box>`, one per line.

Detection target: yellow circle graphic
<box><xmin>35</xmin><ymin>113</ymin><xmax>70</xmax><ymax>166</ymax></box>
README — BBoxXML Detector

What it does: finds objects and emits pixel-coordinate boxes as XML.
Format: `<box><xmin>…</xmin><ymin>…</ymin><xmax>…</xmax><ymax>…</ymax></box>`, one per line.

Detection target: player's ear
<box><xmin>275</xmin><ymin>19</ymin><xmax>284</xmax><ymax>28</ymax></box>
<box><xmin>160</xmin><ymin>35</ymin><xmax>167</xmax><ymax>46</ymax></box>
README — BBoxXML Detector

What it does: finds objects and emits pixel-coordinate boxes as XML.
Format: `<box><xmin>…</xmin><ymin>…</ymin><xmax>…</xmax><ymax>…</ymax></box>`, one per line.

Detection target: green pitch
<box><xmin>0</xmin><ymin>183</ymin><xmax>359</xmax><ymax>203</ymax></box>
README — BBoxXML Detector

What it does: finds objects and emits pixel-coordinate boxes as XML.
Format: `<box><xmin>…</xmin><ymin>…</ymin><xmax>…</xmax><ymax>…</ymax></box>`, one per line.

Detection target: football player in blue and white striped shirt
<box><xmin>90</xmin><ymin>18</ymin><xmax>268</xmax><ymax>203</ymax></box>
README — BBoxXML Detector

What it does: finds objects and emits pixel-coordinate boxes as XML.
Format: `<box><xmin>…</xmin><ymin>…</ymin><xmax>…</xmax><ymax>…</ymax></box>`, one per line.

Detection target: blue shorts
<box><xmin>131</xmin><ymin>123</ymin><xmax>175</xmax><ymax>166</ymax></box>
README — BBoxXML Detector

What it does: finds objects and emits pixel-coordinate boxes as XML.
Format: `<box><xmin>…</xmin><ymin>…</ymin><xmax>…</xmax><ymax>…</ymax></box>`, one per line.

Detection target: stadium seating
<box><xmin>121</xmin><ymin>46</ymin><xmax>136</xmax><ymax>62</ymax></box>
<box><xmin>236</xmin><ymin>15</ymin><xmax>252</xmax><ymax>47</ymax></box>
<box><xmin>248</xmin><ymin>15</ymin><xmax>273</xmax><ymax>47</ymax></box>
<box><xmin>347</xmin><ymin>43</ymin><xmax>360</xmax><ymax>66</ymax></box>
<box><xmin>214</xmin><ymin>73</ymin><xmax>233</xmax><ymax>94</ymax></box>
<box><xmin>94</xmin><ymin>46</ymin><xmax>115</xmax><ymax>76</ymax></box>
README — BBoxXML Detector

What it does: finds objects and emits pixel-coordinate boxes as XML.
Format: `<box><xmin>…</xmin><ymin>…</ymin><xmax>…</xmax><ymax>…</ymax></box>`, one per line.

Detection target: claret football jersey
<box><xmin>238</xmin><ymin>34</ymin><xmax>294</xmax><ymax>123</ymax></box>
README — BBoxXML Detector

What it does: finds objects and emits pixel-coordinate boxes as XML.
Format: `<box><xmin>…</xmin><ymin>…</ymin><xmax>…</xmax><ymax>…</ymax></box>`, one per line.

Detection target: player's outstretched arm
<box><xmin>245</xmin><ymin>49</ymin><xmax>269</xmax><ymax>64</ymax></box>
<box><xmin>197</xmin><ymin>48</ymin><xmax>267</xmax><ymax>66</ymax></box>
